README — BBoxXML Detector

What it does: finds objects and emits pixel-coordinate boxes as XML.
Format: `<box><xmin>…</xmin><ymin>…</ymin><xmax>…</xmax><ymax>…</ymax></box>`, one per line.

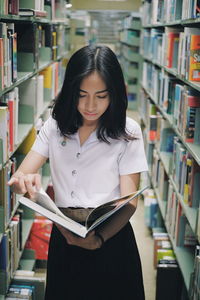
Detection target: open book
<box><xmin>18</xmin><ymin>186</ymin><xmax>148</xmax><ymax>238</ymax></box>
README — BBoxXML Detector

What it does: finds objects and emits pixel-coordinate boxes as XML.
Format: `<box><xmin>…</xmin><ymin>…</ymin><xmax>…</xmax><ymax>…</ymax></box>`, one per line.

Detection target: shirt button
<box><xmin>71</xmin><ymin>191</ymin><xmax>75</xmax><ymax>198</ymax></box>
<box><xmin>72</xmin><ymin>170</ymin><xmax>77</xmax><ymax>176</ymax></box>
<box><xmin>76</xmin><ymin>152</ymin><xmax>81</xmax><ymax>158</ymax></box>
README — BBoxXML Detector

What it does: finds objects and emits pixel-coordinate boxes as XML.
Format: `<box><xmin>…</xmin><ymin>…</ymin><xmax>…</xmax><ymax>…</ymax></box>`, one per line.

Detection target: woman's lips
<box><xmin>84</xmin><ymin>112</ymin><xmax>97</xmax><ymax>116</ymax></box>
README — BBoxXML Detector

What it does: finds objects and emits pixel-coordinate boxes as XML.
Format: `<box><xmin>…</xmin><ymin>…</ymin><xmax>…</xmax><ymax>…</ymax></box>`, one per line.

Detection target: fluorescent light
<box><xmin>66</xmin><ymin>3</ymin><xmax>72</xmax><ymax>8</ymax></box>
<box><xmin>98</xmin><ymin>0</ymin><xmax>127</xmax><ymax>1</ymax></box>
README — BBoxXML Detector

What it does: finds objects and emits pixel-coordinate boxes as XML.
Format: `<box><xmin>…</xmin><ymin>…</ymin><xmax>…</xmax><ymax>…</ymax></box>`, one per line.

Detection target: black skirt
<box><xmin>45</xmin><ymin>223</ymin><xmax>145</xmax><ymax>300</ymax></box>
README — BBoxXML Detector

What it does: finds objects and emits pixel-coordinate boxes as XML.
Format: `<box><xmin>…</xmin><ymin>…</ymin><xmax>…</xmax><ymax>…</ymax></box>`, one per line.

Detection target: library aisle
<box><xmin>127</xmin><ymin>110</ymin><xmax>156</xmax><ymax>300</ymax></box>
<box><xmin>1</xmin><ymin>0</ymin><xmax>200</xmax><ymax>299</ymax></box>
<box><xmin>130</xmin><ymin>197</ymin><xmax>156</xmax><ymax>300</ymax></box>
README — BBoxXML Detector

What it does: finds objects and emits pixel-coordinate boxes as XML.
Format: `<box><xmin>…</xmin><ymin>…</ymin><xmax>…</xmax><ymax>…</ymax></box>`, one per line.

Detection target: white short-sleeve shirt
<box><xmin>31</xmin><ymin>116</ymin><xmax>148</xmax><ymax>208</ymax></box>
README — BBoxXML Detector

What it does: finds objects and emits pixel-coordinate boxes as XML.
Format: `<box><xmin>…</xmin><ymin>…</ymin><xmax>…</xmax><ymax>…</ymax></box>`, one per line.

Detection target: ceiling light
<box><xmin>66</xmin><ymin>3</ymin><xmax>72</xmax><ymax>8</ymax></box>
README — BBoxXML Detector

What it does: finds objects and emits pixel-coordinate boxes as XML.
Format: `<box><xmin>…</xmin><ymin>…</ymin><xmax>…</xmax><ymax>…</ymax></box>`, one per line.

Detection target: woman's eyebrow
<box><xmin>79</xmin><ymin>89</ymin><xmax>108</xmax><ymax>94</ymax></box>
<box><xmin>96</xmin><ymin>89</ymin><xmax>108</xmax><ymax>94</ymax></box>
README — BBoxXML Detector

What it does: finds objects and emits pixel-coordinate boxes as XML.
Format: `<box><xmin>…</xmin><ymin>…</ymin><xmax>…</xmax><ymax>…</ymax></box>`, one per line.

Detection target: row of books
<box><xmin>141</xmin><ymin>27</ymin><xmax>200</xmax><ymax>82</ymax></box>
<box><xmin>144</xmin><ymin>189</ymin><xmax>162</xmax><ymax>229</ymax></box>
<box><xmin>142</xmin><ymin>95</ymin><xmax>200</xmax><ymax>209</ymax></box>
<box><xmin>0</xmin><ymin>158</ymin><xmax>17</xmax><ymax>232</ymax></box>
<box><xmin>0</xmin><ymin>208</ymin><xmax>26</xmax><ymax>295</ymax></box>
<box><xmin>0</xmin><ymin>0</ymin><xmax>67</xmax><ymax>20</ymax></box>
<box><xmin>0</xmin><ymin>105</ymin><xmax>51</xmax><ymax>232</ymax></box>
<box><xmin>172</xmin><ymin>136</ymin><xmax>200</xmax><ymax>207</ymax></box>
<box><xmin>119</xmin><ymin>29</ymin><xmax>140</xmax><ymax>47</ymax></box>
<box><xmin>142</xmin><ymin>62</ymin><xmax>200</xmax><ymax>145</ymax></box>
<box><xmin>154</xmin><ymin>229</ymin><xmax>190</xmax><ymax>300</ymax></box>
<box><xmin>141</xmin><ymin>0</ymin><xmax>200</xmax><ymax>26</ymax></box>
<box><xmin>0</xmin><ymin>220</ymin><xmax>46</xmax><ymax>299</ymax></box>
<box><xmin>150</xmin><ymin>146</ymin><xmax>198</xmax><ymax>246</ymax></box>
<box><xmin>0</xmin><ymin>21</ymin><xmax>69</xmax><ymax>92</ymax></box>
<box><xmin>120</xmin><ymin>13</ymin><xmax>141</xmax><ymax>30</ymax></box>
<box><xmin>0</xmin><ymin>61</ymin><xmax>65</xmax><ymax>166</ymax></box>
<box><xmin>1</xmin><ymin>0</ymin><xmax>45</xmax><ymax>16</ymax></box>
<box><xmin>148</xmin><ymin>141</ymin><xmax>198</xmax><ymax>247</ymax></box>
<box><xmin>0</xmin><ymin>22</ymin><xmax>17</xmax><ymax>90</ymax></box>
<box><xmin>5</xmin><ymin>284</ymin><xmax>35</xmax><ymax>299</ymax></box>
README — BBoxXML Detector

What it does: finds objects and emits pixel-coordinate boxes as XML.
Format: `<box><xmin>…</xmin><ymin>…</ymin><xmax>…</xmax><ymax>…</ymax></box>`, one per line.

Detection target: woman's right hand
<box><xmin>7</xmin><ymin>171</ymin><xmax>42</xmax><ymax>199</ymax></box>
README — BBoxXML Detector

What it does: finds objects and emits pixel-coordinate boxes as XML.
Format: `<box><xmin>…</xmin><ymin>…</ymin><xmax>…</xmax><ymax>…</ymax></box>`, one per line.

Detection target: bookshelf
<box><xmin>118</xmin><ymin>13</ymin><xmax>142</xmax><ymax>110</ymax></box>
<box><xmin>140</xmin><ymin>1</ymin><xmax>200</xmax><ymax>299</ymax></box>
<box><xmin>0</xmin><ymin>0</ymin><xmax>70</xmax><ymax>298</ymax></box>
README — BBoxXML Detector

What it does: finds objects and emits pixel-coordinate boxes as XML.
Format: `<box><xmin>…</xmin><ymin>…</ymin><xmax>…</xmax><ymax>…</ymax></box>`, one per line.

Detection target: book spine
<box><xmin>189</xmin><ymin>34</ymin><xmax>200</xmax><ymax>81</ymax></box>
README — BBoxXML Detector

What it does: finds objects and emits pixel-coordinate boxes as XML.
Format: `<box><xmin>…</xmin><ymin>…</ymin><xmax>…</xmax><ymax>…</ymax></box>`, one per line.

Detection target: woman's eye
<box><xmin>97</xmin><ymin>95</ymin><xmax>107</xmax><ymax>99</ymax></box>
<box><xmin>79</xmin><ymin>94</ymin><xmax>86</xmax><ymax>98</ymax></box>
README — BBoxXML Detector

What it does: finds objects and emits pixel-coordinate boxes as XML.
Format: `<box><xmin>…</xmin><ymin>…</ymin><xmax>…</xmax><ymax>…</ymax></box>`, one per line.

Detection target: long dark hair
<box><xmin>52</xmin><ymin>45</ymin><xmax>135</xmax><ymax>143</ymax></box>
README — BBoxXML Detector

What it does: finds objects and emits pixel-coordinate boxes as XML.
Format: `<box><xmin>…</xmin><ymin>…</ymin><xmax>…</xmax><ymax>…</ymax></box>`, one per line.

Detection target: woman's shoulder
<box><xmin>42</xmin><ymin>115</ymin><xmax>58</xmax><ymax>134</ymax></box>
<box><xmin>125</xmin><ymin>117</ymin><xmax>141</xmax><ymax>136</ymax></box>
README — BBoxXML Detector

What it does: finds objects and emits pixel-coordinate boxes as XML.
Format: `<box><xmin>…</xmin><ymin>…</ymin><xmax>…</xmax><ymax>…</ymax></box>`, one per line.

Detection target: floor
<box><xmin>130</xmin><ymin>198</ymin><xmax>156</xmax><ymax>300</ymax></box>
<box><xmin>127</xmin><ymin>110</ymin><xmax>156</xmax><ymax>300</ymax></box>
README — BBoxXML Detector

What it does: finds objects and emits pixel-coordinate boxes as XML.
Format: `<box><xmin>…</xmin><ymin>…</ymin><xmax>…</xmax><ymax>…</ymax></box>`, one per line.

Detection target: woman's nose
<box><xmin>86</xmin><ymin>98</ymin><xmax>96</xmax><ymax>111</ymax></box>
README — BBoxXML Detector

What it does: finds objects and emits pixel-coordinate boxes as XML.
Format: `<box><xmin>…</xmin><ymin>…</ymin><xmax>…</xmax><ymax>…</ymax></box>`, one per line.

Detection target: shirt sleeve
<box><xmin>31</xmin><ymin>117</ymin><xmax>52</xmax><ymax>158</ymax></box>
<box><xmin>119</xmin><ymin>122</ymin><xmax>148</xmax><ymax>175</ymax></box>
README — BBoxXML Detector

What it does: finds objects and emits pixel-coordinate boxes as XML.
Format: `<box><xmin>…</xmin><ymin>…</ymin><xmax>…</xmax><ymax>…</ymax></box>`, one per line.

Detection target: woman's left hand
<box><xmin>55</xmin><ymin>223</ymin><xmax>102</xmax><ymax>250</ymax></box>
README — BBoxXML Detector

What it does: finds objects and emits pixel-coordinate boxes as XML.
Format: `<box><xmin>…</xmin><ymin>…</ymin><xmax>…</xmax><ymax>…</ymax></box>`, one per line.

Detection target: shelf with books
<box><xmin>141</xmin><ymin>0</ymin><xmax>200</xmax><ymax>27</ymax></box>
<box><xmin>0</xmin><ymin>52</ymin><xmax>68</xmax><ymax>98</ymax></box>
<box><xmin>141</xmin><ymin>90</ymin><xmax>200</xmax><ymax>238</ymax></box>
<box><xmin>119</xmin><ymin>13</ymin><xmax>142</xmax><ymax>110</ymax></box>
<box><xmin>148</xmin><ymin>173</ymin><xmax>167</xmax><ymax>220</ymax></box>
<box><xmin>169</xmin><ymin>175</ymin><xmax>198</xmax><ymax>235</ymax></box>
<box><xmin>148</xmin><ymin>167</ymin><xmax>195</xmax><ymax>291</ymax></box>
<box><xmin>140</xmin><ymin>83</ymin><xmax>200</xmax><ymax>165</ymax></box>
<box><xmin>143</xmin><ymin>55</ymin><xmax>200</xmax><ymax>94</ymax></box>
<box><xmin>155</xmin><ymin>147</ymin><xmax>198</xmax><ymax>234</ymax></box>
<box><xmin>140</xmin><ymin>12</ymin><xmax>200</xmax><ymax>290</ymax></box>
<box><xmin>0</xmin><ymin>1</ymin><xmax>69</xmax><ymax>296</ymax></box>
<box><xmin>169</xmin><ymin>234</ymin><xmax>195</xmax><ymax>291</ymax></box>
<box><xmin>142</xmin><ymin>18</ymin><xmax>200</xmax><ymax>28</ymax></box>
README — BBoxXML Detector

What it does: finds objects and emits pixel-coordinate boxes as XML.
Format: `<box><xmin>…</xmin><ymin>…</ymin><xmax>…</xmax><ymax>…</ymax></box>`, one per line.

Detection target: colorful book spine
<box><xmin>189</xmin><ymin>34</ymin><xmax>200</xmax><ymax>81</ymax></box>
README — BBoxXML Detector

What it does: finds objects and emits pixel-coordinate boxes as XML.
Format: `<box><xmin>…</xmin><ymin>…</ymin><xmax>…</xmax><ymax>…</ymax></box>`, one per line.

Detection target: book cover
<box><xmin>153</xmin><ymin>235</ymin><xmax>170</xmax><ymax>268</ymax></box>
<box><xmin>19</xmin><ymin>8</ymin><xmax>47</xmax><ymax>17</ymax></box>
<box><xmin>19</xmin><ymin>186</ymin><xmax>148</xmax><ymax>238</ymax></box>
<box><xmin>188</xmin><ymin>158</ymin><xmax>200</xmax><ymax>207</ymax></box>
<box><xmin>166</xmin><ymin>31</ymin><xmax>180</xmax><ymax>68</ymax></box>
<box><xmin>189</xmin><ymin>34</ymin><xmax>200</xmax><ymax>81</ymax></box>
<box><xmin>0</xmin><ymin>106</ymin><xmax>9</xmax><ymax>163</ymax></box>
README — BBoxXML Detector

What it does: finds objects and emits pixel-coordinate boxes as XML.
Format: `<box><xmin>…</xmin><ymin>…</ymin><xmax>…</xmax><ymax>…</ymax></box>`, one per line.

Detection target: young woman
<box><xmin>8</xmin><ymin>45</ymin><xmax>148</xmax><ymax>300</ymax></box>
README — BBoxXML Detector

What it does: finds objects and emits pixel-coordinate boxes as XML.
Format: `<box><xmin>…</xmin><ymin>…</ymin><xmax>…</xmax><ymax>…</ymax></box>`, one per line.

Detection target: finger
<box><xmin>87</xmin><ymin>231</ymin><xmax>95</xmax><ymax>238</ymax></box>
<box><xmin>34</xmin><ymin>174</ymin><xmax>42</xmax><ymax>191</ymax></box>
<box><xmin>24</xmin><ymin>175</ymin><xmax>36</xmax><ymax>198</ymax></box>
<box><xmin>19</xmin><ymin>176</ymin><xmax>27</xmax><ymax>194</ymax></box>
<box><xmin>7</xmin><ymin>177</ymin><xmax>18</xmax><ymax>186</ymax></box>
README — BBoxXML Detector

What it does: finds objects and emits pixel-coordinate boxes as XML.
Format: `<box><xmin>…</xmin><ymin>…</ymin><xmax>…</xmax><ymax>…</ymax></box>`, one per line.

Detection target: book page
<box><xmin>33</xmin><ymin>188</ymin><xmax>67</xmax><ymax>219</ymax></box>
<box><xmin>86</xmin><ymin>186</ymin><xmax>148</xmax><ymax>231</ymax></box>
<box><xmin>19</xmin><ymin>196</ymin><xmax>88</xmax><ymax>237</ymax></box>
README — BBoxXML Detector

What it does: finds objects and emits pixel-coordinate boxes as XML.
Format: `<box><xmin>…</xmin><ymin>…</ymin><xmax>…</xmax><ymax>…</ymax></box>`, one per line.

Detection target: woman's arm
<box><xmin>95</xmin><ymin>172</ymin><xmax>140</xmax><ymax>242</ymax></box>
<box><xmin>7</xmin><ymin>150</ymin><xmax>47</xmax><ymax>198</ymax></box>
<box><xmin>57</xmin><ymin>172</ymin><xmax>141</xmax><ymax>250</ymax></box>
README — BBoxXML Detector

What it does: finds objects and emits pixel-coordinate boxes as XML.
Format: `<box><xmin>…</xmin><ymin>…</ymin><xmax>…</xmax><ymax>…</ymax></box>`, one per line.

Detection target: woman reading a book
<box><xmin>8</xmin><ymin>45</ymin><xmax>148</xmax><ymax>300</ymax></box>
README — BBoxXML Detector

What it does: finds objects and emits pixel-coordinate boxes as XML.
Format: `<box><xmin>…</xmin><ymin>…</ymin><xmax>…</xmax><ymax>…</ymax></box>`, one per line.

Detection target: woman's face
<box><xmin>77</xmin><ymin>72</ymin><xmax>110</xmax><ymax>126</ymax></box>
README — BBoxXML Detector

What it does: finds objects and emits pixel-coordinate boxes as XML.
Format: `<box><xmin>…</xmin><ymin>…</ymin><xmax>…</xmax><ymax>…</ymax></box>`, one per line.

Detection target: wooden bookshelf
<box><xmin>140</xmin><ymin>1</ymin><xmax>200</xmax><ymax>298</ymax></box>
<box><xmin>0</xmin><ymin>0</ymin><xmax>70</xmax><ymax>297</ymax></box>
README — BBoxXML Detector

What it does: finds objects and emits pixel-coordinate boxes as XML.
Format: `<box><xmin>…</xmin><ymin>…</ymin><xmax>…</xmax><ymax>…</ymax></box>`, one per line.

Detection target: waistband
<box><xmin>59</xmin><ymin>207</ymin><xmax>94</xmax><ymax>223</ymax></box>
